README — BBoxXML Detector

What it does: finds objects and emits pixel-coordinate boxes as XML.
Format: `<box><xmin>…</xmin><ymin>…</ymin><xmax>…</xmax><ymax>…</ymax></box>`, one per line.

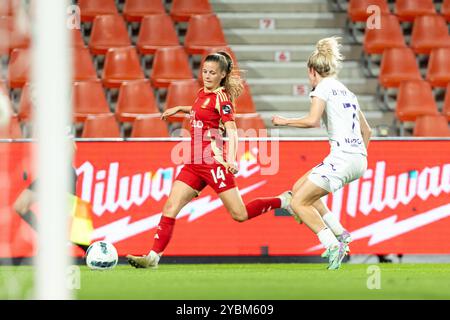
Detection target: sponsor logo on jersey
<box><xmin>201</xmin><ymin>98</ymin><xmax>210</xmax><ymax>109</ymax></box>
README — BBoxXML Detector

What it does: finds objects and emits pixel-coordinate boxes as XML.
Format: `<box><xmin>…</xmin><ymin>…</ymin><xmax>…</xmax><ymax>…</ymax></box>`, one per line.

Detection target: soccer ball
<box><xmin>86</xmin><ymin>241</ymin><xmax>118</xmax><ymax>270</ymax></box>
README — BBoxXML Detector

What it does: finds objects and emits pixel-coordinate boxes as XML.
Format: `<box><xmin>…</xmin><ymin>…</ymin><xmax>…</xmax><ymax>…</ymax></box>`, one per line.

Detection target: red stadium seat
<box><xmin>442</xmin><ymin>0</ymin><xmax>450</xmax><ymax>22</ymax></box>
<box><xmin>136</xmin><ymin>14</ymin><xmax>180</xmax><ymax>55</ymax></box>
<box><xmin>379</xmin><ymin>48</ymin><xmax>422</xmax><ymax>88</ymax></box>
<box><xmin>123</xmin><ymin>0</ymin><xmax>166</xmax><ymax>22</ymax></box>
<box><xmin>235</xmin><ymin>83</ymin><xmax>257</xmax><ymax>113</ymax></box>
<box><xmin>396</xmin><ymin>80</ymin><xmax>439</xmax><ymax>122</ymax></box>
<box><xmin>443</xmin><ymin>84</ymin><xmax>450</xmax><ymax>121</ymax></box>
<box><xmin>8</xmin><ymin>48</ymin><xmax>29</xmax><ymax>89</ymax></box>
<box><xmin>363</xmin><ymin>14</ymin><xmax>406</xmax><ymax>55</ymax></box>
<box><xmin>102</xmin><ymin>46</ymin><xmax>145</xmax><ymax>88</ymax></box>
<box><xmin>116</xmin><ymin>79</ymin><xmax>160</xmax><ymax>122</ymax></box>
<box><xmin>184</xmin><ymin>14</ymin><xmax>227</xmax><ymax>55</ymax></box>
<box><xmin>73</xmin><ymin>47</ymin><xmax>99</xmax><ymax>81</ymax></box>
<box><xmin>78</xmin><ymin>0</ymin><xmax>119</xmax><ymax>23</ymax></box>
<box><xmin>89</xmin><ymin>15</ymin><xmax>131</xmax><ymax>55</ymax></box>
<box><xmin>234</xmin><ymin>113</ymin><xmax>266</xmax><ymax>136</ymax></box>
<box><xmin>131</xmin><ymin>114</ymin><xmax>170</xmax><ymax>137</ymax></box>
<box><xmin>73</xmin><ymin>80</ymin><xmax>111</xmax><ymax>122</ymax></box>
<box><xmin>0</xmin><ymin>0</ymin><xmax>19</xmax><ymax>16</ymax></box>
<box><xmin>413</xmin><ymin>115</ymin><xmax>450</xmax><ymax>137</ymax></box>
<box><xmin>9</xmin><ymin>47</ymin><xmax>98</xmax><ymax>89</ymax></box>
<box><xmin>410</xmin><ymin>15</ymin><xmax>450</xmax><ymax>55</ymax></box>
<box><xmin>17</xmin><ymin>82</ymin><xmax>32</xmax><ymax>122</ymax></box>
<box><xmin>82</xmin><ymin>114</ymin><xmax>121</xmax><ymax>138</ymax></box>
<box><xmin>170</xmin><ymin>0</ymin><xmax>213</xmax><ymax>22</ymax></box>
<box><xmin>0</xmin><ymin>16</ymin><xmax>30</xmax><ymax>54</ymax></box>
<box><xmin>0</xmin><ymin>116</ymin><xmax>22</xmax><ymax>139</ymax></box>
<box><xmin>348</xmin><ymin>0</ymin><xmax>390</xmax><ymax>22</ymax></box>
<box><xmin>71</xmin><ymin>28</ymin><xmax>85</xmax><ymax>48</ymax></box>
<box><xmin>426</xmin><ymin>48</ymin><xmax>450</xmax><ymax>88</ymax></box>
<box><xmin>150</xmin><ymin>46</ymin><xmax>193</xmax><ymax>88</ymax></box>
<box><xmin>395</xmin><ymin>0</ymin><xmax>436</xmax><ymax>22</ymax></box>
<box><xmin>165</xmin><ymin>79</ymin><xmax>200</xmax><ymax>122</ymax></box>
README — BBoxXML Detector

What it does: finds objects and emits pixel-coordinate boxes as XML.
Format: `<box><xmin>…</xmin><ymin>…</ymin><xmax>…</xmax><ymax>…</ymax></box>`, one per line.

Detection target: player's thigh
<box><xmin>292</xmin><ymin>179</ymin><xmax>329</xmax><ymax>208</ymax></box>
<box><xmin>292</xmin><ymin>169</ymin><xmax>312</xmax><ymax>194</ymax></box>
<box><xmin>14</xmin><ymin>189</ymin><xmax>36</xmax><ymax>214</ymax></box>
<box><xmin>218</xmin><ymin>187</ymin><xmax>247</xmax><ymax>222</ymax></box>
<box><xmin>163</xmin><ymin>180</ymin><xmax>198</xmax><ymax>218</ymax></box>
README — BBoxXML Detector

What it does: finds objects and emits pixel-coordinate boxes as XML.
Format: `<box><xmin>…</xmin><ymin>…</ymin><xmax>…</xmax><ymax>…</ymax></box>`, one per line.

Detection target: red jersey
<box><xmin>189</xmin><ymin>86</ymin><xmax>235</xmax><ymax>164</ymax></box>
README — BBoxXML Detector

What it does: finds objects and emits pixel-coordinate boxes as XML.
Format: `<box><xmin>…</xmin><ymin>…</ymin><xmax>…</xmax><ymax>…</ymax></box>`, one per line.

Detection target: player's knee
<box><xmin>162</xmin><ymin>201</ymin><xmax>178</xmax><ymax>218</ymax></box>
<box><xmin>291</xmin><ymin>197</ymin><xmax>307</xmax><ymax>214</ymax></box>
<box><xmin>230</xmin><ymin>210</ymin><xmax>247</xmax><ymax>223</ymax></box>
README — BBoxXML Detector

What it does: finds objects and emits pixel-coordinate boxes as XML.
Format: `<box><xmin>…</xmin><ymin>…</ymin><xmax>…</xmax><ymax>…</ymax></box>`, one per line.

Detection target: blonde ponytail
<box><xmin>307</xmin><ymin>36</ymin><xmax>344</xmax><ymax>77</ymax></box>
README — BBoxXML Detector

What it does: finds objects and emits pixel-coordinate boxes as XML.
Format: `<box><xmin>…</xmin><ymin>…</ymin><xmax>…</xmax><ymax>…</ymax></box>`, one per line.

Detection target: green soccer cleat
<box><xmin>321</xmin><ymin>230</ymin><xmax>352</xmax><ymax>258</ymax></box>
<box><xmin>327</xmin><ymin>242</ymin><xmax>347</xmax><ymax>270</ymax></box>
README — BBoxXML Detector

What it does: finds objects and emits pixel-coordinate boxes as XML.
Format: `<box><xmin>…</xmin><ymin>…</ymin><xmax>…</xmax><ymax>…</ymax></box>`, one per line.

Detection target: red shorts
<box><xmin>176</xmin><ymin>163</ymin><xmax>236</xmax><ymax>194</ymax></box>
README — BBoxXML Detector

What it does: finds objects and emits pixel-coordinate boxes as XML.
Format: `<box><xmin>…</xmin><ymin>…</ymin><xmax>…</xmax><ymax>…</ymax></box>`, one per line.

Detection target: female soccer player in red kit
<box><xmin>127</xmin><ymin>52</ymin><xmax>292</xmax><ymax>268</ymax></box>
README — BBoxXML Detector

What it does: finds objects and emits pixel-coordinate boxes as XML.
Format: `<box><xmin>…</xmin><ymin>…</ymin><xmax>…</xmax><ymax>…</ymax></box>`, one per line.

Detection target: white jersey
<box><xmin>309</xmin><ymin>77</ymin><xmax>367</xmax><ymax>156</ymax></box>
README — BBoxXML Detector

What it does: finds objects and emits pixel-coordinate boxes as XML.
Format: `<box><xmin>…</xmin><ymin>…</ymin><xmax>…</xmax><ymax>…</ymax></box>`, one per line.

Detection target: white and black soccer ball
<box><xmin>86</xmin><ymin>241</ymin><xmax>118</xmax><ymax>270</ymax></box>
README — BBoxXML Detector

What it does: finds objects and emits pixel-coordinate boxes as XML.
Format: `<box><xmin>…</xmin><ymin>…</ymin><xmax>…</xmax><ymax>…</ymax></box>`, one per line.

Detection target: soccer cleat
<box><xmin>337</xmin><ymin>230</ymin><xmax>352</xmax><ymax>245</ymax></box>
<box><xmin>127</xmin><ymin>250</ymin><xmax>160</xmax><ymax>269</ymax></box>
<box><xmin>278</xmin><ymin>191</ymin><xmax>302</xmax><ymax>224</ymax></box>
<box><xmin>327</xmin><ymin>242</ymin><xmax>347</xmax><ymax>270</ymax></box>
<box><xmin>322</xmin><ymin>230</ymin><xmax>352</xmax><ymax>258</ymax></box>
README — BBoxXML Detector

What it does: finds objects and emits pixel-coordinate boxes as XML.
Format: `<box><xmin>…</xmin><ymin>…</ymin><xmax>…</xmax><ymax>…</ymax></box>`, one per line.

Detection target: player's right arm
<box><xmin>161</xmin><ymin>106</ymin><xmax>192</xmax><ymax>120</ymax></box>
<box><xmin>272</xmin><ymin>97</ymin><xmax>325</xmax><ymax>128</ymax></box>
<box><xmin>358</xmin><ymin>110</ymin><xmax>372</xmax><ymax>150</ymax></box>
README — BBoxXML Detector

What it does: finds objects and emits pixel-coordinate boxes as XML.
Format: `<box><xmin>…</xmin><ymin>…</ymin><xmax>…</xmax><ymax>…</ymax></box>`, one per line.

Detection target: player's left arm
<box><xmin>224</xmin><ymin>121</ymin><xmax>239</xmax><ymax>174</ymax></box>
<box><xmin>272</xmin><ymin>97</ymin><xmax>325</xmax><ymax>128</ymax></box>
<box><xmin>219</xmin><ymin>93</ymin><xmax>238</xmax><ymax>174</ymax></box>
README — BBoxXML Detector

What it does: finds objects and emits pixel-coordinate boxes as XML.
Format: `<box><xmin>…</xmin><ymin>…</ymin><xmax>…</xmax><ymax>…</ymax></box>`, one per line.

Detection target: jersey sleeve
<box><xmin>217</xmin><ymin>90</ymin><xmax>235</xmax><ymax>123</ymax></box>
<box><xmin>309</xmin><ymin>80</ymin><xmax>329</xmax><ymax>102</ymax></box>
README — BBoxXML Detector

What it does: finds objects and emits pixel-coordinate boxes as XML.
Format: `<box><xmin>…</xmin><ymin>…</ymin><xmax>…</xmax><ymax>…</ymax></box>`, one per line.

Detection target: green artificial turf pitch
<box><xmin>1</xmin><ymin>263</ymin><xmax>450</xmax><ymax>299</ymax></box>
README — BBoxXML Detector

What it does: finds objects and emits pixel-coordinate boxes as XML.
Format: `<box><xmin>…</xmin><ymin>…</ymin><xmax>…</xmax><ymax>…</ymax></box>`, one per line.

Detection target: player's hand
<box><xmin>225</xmin><ymin>161</ymin><xmax>239</xmax><ymax>175</ymax></box>
<box><xmin>161</xmin><ymin>107</ymin><xmax>179</xmax><ymax>121</ymax></box>
<box><xmin>272</xmin><ymin>115</ymin><xmax>288</xmax><ymax>126</ymax></box>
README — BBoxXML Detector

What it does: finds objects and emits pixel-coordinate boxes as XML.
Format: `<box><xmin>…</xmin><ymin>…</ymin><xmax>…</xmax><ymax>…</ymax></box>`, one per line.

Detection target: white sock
<box><xmin>147</xmin><ymin>250</ymin><xmax>160</xmax><ymax>260</ymax></box>
<box><xmin>317</xmin><ymin>227</ymin><xmax>339</xmax><ymax>249</ymax></box>
<box><xmin>322</xmin><ymin>212</ymin><xmax>345</xmax><ymax>236</ymax></box>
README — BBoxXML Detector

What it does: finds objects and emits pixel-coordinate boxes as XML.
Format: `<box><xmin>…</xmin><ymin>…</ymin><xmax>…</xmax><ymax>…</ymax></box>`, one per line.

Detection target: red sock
<box><xmin>245</xmin><ymin>197</ymin><xmax>282</xmax><ymax>220</ymax></box>
<box><xmin>152</xmin><ymin>216</ymin><xmax>176</xmax><ymax>254</ymax></box>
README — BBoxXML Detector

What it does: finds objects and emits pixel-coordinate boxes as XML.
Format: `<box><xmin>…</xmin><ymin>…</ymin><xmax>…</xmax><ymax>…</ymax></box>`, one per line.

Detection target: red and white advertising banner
<box><xmin>0</xmin><ymin>140</ymin><xmax>449</xmax><ymax>257</ymax></box>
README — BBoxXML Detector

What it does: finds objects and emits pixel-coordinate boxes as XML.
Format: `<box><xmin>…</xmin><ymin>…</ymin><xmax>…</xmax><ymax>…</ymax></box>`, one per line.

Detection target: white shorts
<box><xmin>308</xmin><ymin>151</ymin><xmax>367</xmax><ymax>193</ymax></box>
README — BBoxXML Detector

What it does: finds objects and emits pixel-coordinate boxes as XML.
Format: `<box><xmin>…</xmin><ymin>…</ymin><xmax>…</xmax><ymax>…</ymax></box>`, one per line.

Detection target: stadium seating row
<box><xmin>0</xmin><ymin>112</ymin><xmax>267</xmax><ymax>139</ymax></box>
<box><xmin>6</xmin><ymin>44</ymin><xmax>237</xmax><ymax>90</ymax></box>
<box><xmin>1</xmin><ymin>0</ymin><xmax>213</xmax><ymax>23</ymax></box>
<box><xmin>7</xmin><ymin>76</ymin><xmax>255</xmax><ymax>120</ymax></box>
<box><xmin>77</xmin><ymin>0</ymin><xmax>212</xmax><ymax>23</ymax></box>
<box><xmin>346</xmin><ymin>1</ymin><xmax>450</xmax><ymax>136</ymax></box>
<box><xmin>348</xmin><ymin>0</ymin><xmax>450</xmax><ymax>23</ymax></box>
<box><xmin>379</xmin><ymin>47</ymin><xmax>450</xmax><ymax>89</ymax></box>
<box><xmin>363</xmin><ymin>13</ymin><xmax>450</xmax><ymax>56</ymax></box>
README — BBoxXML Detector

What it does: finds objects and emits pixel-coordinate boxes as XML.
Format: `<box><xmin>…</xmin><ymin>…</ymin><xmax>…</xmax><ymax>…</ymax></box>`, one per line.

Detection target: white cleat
<box><xmin>278</xmin><ymin>191</ymin><xmax>302</xmax><ymax>224</ymax></box>
<box><xmin>127</xmin><ymin>250</ymin><xmax>160</xmax><ymax>269</ymax></box>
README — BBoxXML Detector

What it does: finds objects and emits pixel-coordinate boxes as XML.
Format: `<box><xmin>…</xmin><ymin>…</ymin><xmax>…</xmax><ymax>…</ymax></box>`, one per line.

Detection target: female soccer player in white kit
<box><xmin>272</xmin><ymin>37</ymin><xmax>372</xmax><ymax>270</ymax></box>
